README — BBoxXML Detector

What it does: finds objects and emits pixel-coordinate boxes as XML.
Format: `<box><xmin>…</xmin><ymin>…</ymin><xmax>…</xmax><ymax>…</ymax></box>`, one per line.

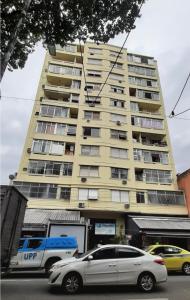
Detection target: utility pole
<box><xmin>0</xmin><ymin>0</ymin><xmax>32</xmax><ymax>82</ymax></box>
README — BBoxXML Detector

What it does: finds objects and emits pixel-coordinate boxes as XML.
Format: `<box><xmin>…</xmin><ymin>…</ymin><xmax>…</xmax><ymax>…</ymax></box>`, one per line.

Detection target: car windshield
<box><xmin>77</xmin><ymin>246</ymin><xmax>99</xmax><ymax>259</ymax></box>
<box><xmin>144</xmin><ymin>245</ymin><xmax>153</xmax><ymax>251</ymax></box>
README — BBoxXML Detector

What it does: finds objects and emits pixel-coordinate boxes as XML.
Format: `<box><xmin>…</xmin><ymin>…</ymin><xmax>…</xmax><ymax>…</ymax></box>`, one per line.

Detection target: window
<box><xmin>48</xmin><ymin>64</ymin><xmax>81</xmax><ymax>76</ymax></box>
<box><xmin>111</xmin><ymin>190</ymin><xmax>129</xmax><ymax>203</ymax></box>
<box><xmin>84</xmin><ymin>111</ymin><xmax>100</xmax><ymax>120</ymax></box>
<box><xmin>80</xmin><ymin>165</ymin><xmax>99</xmax><ymax>177</ymax></box>
<box><xmin>93</xmin><ymin>248</ymin><xmax>116</xmax><ymax>260</ymax></box>
<box><xmin>136</xmin><ymin>192</ymin><xmax>145</xmax><ymax>203</ymax></box>
<box><xmin>85</xmin><ymin>83</ymin><xmax>101</xmax><ymax>91</ymax></box>
<box><xmin>111</xmin><ymin>148</ymin><xmax>128</xmax><ymax>159</ymax></box>
<box><xmin>19</xmin><ymin>239</ymin><xmax>25</xmax><ymax>249</ymax></box>
<box><xmin>67</xmin><ymin>125</ymin><xmax>76</xmax><ymax>136</ymax></box>
<box><xmin>32</xmin><ymin>140</ymin><xmax>64</xmax><ymax>155</ymax></box>
<box><xmin>116</xmin><ymin>248</ymin><xmax>143</xmax><ymax>258</ymax></box>
<box><xmin>110</xmin><ymin>99</ymin><xmax>125</xmax><ymax>108</ymax></box>
<box><xmin>110</xmin><ymin>73</ymin><xmax>124</xmax><ymax>81</ymax></box>
<box><xmin>144</xmin><ymin>169</ymin><xmax>172</xmax><ymax>184</ymax></box>
<box><xmin>111</xmin><ymin>168</ymin><xmax>128</xmax><ymax>179</ymax></box>
<box><xmin>27</xmin><ymin>239</ymin><xmax>43</xmax><ymax>249</ymax></box>
<box><xmin>89</xmin><ymin>47</ymin><xmax>102</xmax><ymax>54</ymax></box>
<box><xmin>127</xmin><ymin>54</ymin><xmax>154</xmax><ymax>65</ymax></box>
<box><xmin>60</xmin><ymin>187</ymin><xmax>71</xmax><ymax>200</ymax></box>
<box><xmin>83</xmin><ymin>127</ymin><xmax>100</xmax><ymax>137</ymax></box>
<box><xmin>88</xmin><ymin>58</ymin><xmax>102</xmax><ymax>65</ymax></box>
<box><xmin>128</xmin><ymin>65</ymin><xmax>156</xmax><ymax>77</ymax></box>
<box><xmin>78</xmin><ymin>188</ymin><xmax>98</xmax><ymax>201</ymax></box>
<box><xmin>110</xmin><ymin>61</ymin><xmax>123</xmax><ymax>69</ymax></box>
<box><xmin>110</xmin><ymin>85</ymin><xmax>124</xmax><ymax>94</ymax></box>
<box><xmin>131</xmin><ymin>116</ymin><xmax>163</xmax><ymax>129</ymax></box>
<box><xmin>133</xmin><ymin>149</ymin><xmax>142</xmax><ymax>161</ymax></box>
<box><xmin>147</xmin><ymin>190</ymin><xmax>184</xmax><ymax>205</ymax></box>
<box><xmin>81</xmin><ymin>145</ymin><xmax>99</xmax><ymax>156</ymax></box>
<box><xmin>87</xmin><ymin>70</ymin><xmax>101</xmax><ymax>77</ymax></box>
<box><xmin>36</xmin><ymin>122</ymin><xmax>76</xmax><ymax>136</ymax></box>
<box><xmin>164</xmin><ymin>247</ymin><xmax>182</xmax><ymax>255</ymax></box>
<box><xmin>110</xmin><ymin>51</ymin><xmax>123</xmax><ymax>59</ymax></box>
<box><xmin>85</xmin><ymin>96</ymin><xmax>101</xmax><ymax>104</ymax></box>
<box><xmin>110</xmin><ymin>113</ymin><xmax>126</xmax><ymax>123</ymax></box>
<box><xmin>14</xmin><ymin>182</ymin><xmax>58</xmax><ymax>199</ymax></box>
<box><xmin>110</xmin><ymin>129</ymin><xmax>127</xmax><ymax>140</ymax></box>
<box><xmin>128</xmin><ymin>76</ymin><xmax>158</xmax><ymax>88</ymax></box>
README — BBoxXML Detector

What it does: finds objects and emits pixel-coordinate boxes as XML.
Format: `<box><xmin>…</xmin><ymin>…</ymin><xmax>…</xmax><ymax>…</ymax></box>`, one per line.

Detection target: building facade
<box><xmin>177</xmin><ymin>169</ymin><xmax>190</xmax><ymax>217</ymax></box>
<box><xmin>14</xmin><ymin>42</ymin><xmax>188</xmax><ymax>248</ymax></box>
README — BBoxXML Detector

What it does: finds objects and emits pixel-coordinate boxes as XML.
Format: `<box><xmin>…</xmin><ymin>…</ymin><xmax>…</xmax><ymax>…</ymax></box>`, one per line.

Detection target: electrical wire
<box><xmin>169</xmin><ymin>71</ymin><xmax>190</xmax><ymax>117</ymax></box>
<box><xmin>93</xmin><ymin>0</ymin><xmax>144</xmax><ymax>103</ymax></box>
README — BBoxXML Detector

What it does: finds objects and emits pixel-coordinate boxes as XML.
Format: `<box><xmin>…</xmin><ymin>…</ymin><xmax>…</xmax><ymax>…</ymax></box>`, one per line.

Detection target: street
<box><xmin>1</xmin><ymin>273</ymin><xmax>190</xmax><ymax>300</ymax></box>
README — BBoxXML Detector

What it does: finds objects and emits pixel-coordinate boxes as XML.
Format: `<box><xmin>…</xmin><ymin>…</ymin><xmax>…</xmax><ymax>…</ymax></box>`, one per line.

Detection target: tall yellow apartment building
<box><xmin>14</xmin><ymin>42</ymin><xmax>188</xmax><ymax>247</ymax></box>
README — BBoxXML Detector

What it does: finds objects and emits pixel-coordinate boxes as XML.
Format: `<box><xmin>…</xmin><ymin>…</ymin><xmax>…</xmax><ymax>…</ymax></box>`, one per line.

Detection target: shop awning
<box><xmin>23</xmin><ymin>208</ymin><xmax>81</xmax><ymax>226</ymax></box>
<box><xmin>129</xmin><ymin>216</ymin><xmax>190</xmax><ymax>237</ymax></box>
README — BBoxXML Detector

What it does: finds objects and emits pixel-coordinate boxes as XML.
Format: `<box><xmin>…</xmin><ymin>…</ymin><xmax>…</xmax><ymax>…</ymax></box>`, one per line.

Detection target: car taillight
<box><xmin>154</xmin><ymin>258</ymin><xmax>165</xmax><ymax>265</ymax></box>
<box><xmin>73</xmin><ymin>249</ymin><xmax>79</xmax><ymax>257</ymax></box>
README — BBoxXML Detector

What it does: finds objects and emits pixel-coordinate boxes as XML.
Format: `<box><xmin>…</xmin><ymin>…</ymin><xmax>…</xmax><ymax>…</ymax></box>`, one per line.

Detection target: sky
<box><xmin>1</xmin><ymin>0</ymin><xmax>190</xmax><ymax>184</ymax></box>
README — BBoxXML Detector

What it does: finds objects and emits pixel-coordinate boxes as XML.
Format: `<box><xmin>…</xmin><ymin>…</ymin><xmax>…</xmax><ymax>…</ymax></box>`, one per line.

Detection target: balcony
<box><xmin>130</xmin><ymin>101</ymin><xmax>161</xmax><ymax>116</ymax></box>
<box><xmin>44</xmin><ymin>78</ymin><xmax>81</xmax><ymax>94</ymax></box>
<box><xmin>132</xmin><ymin>132</ymin><xmax>167</xmax><ymax>148</ymax></box>
<box><xmin>43</xmin><ymin>91</ymin><xmax>79</xmax><ymax>104</ymax></box>
<box><xmin>135</xmin><ymin>168</ymin><xmax>172</xmax><ymax>184</ymax></box>
<box><xmin>129</xmin><ymin>87</ymin><xmax>160</xmax><ymax>102</ymax></box>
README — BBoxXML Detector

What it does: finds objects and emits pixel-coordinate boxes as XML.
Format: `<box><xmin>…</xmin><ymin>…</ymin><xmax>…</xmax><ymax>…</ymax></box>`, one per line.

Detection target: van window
<box><xmin>27</xmin><ymin>239</ymin><xmax>43</xmax><ymax>249</ymax></box>
<box><xmin>19</xmin><ymin>239</ymin><xmax>25</xmax><ymax>249</ymax></box>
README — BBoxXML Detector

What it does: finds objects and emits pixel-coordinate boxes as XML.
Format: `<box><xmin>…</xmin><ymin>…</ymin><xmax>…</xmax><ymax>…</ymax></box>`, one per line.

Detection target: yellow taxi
<box><xmin>146</xmin><ymin>244</ymin><xmax>190</xmax><ymax>275</ymax></box>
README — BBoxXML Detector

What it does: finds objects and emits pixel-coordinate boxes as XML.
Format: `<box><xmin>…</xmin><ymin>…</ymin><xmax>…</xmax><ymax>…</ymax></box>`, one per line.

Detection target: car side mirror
<box><xmin>150</xmin><ymin>251</ymin><xmax>155</xmax><ymax>255</ymax></box>
<box><xmin>87</xmin><ymin>255</ymin><xmax>93</xmax><ymax>261</ymax></box>
<box><xmin>158</xmin><ymin>253</ymin><xmax>164</xmax><ymax>257</ymax></box>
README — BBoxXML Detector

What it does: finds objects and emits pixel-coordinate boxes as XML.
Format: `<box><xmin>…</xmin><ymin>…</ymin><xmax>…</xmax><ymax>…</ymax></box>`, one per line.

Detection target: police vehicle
<box><xmin>10</xmin><ymin>236</ymin><xmax>78</xmax><ymax>273</ymax></box>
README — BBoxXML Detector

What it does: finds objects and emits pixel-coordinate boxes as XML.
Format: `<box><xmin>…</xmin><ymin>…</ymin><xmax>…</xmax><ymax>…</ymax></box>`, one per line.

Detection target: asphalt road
<box><xmin>1</xmin><ymin>273</ymin><xmax>190</xmax><ymax>300</ymax></box>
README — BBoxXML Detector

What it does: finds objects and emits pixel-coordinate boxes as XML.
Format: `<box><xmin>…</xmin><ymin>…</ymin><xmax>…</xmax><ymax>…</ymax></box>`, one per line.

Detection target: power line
<box><xmin>93</xmin><ymin>0</ymin><xmax>144</xmax><ymax>102</ymax></box>
<box><xmin>169</xmin><ymin>71</ymin><xmax>190</xmax><ymax>117</ymax></box>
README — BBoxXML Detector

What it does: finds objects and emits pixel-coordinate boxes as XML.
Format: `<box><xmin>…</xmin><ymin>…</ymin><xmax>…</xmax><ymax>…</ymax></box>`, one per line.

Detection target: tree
<box><xmin>1</xmin><ymin>0</ymin><xmax>144</xmax><ymax>81</ymax></box>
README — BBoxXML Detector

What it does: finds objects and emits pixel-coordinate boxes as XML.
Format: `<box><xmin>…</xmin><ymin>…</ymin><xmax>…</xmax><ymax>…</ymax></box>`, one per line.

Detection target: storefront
<box><xmin>22</xmin><ymin>208</ymin><xmax>88</xmax><ymax>252</ymax></box>
<box><xmin>126</xmin><ymin>215</ymin><xmax>190</xmax><ymax>250</ymax></box>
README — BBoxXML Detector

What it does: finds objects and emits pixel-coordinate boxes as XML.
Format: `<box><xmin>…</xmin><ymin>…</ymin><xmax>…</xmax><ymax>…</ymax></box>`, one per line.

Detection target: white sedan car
<box><xmin>49</xmin><ymin>244</ymin><xmax>167</xmax><ymax>294</ymax></box>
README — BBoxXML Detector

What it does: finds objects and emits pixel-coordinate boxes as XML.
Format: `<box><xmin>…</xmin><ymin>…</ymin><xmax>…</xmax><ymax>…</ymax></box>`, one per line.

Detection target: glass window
<box><xmin>111</xmin><ymin>168</ymin><xmax>128</xmax><ymax>179</ymax></box>
<box><xmin>81</xmin><ymin>145</ymin><xmax>99</xmax><ymax>156</ymax></box>
<box><xmin>83</xmin><ymin>127</ymin><xmax>100</xmax><ymax>137</ymax></box>
<box><xmin>19</xmin><ymin>239</ymin><xmax>25</xmax><ymax>249</ymax></box>
<box><xmin>116</xmin><ymin>248</ymin><xmax>144</xmax><ymax>258</ymax></box>
<box><xmin>60</xmin><ymin>188</ymin><xmax>71</xmax><ymax>200</ymax></box>
<box><xmin>111</xmin><ymin>148</ymin><xmax>128</xmax><ymax>159</ymax></box>
<box><xmin>80</xmin><ymin>166</ymin><xmax>99</xmax><ymax>177</ymax></box>
<box><xmin>111</xmin><ymin>113</ymin><xmax>126</xmax><ymax>123</ymax></box>
<box><xmin>93</xmin><ymin>248</ymin><xmax>116</xmax><ymax>260</ymax></box>
<box><xmin>136</xmin><ymin>192</ymin><xmax>145</xmax><ymax>203</ymax></box>
<box><xmin>27</xmin><ymin>239</ymin><xmax>43</xmax><ymax>249</ymax></box>
<box><xmin>112</xmin><ymin>190</ymin><xmax>129</xmax><ymax>203</ymax></box>
<box><xmin>78</xmin><ymin>189</ymin><xmax>98</xmax><ymax>201</ymax></box>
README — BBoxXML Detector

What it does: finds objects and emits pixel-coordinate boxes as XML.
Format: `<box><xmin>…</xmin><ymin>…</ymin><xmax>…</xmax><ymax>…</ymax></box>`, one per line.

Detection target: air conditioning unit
<box><xmin>45</xmin><ymin>68</ymin><xmax>48</xmax><ymax>72</ymax></box>
<box><xmin>88</xmin><ymin>198</ymin><xmax>97</xmax><ymax>201</ymax></box>
<box><xmin>124</xmin><ymin>203</ymin><xmax>130</xmax><ymax>209</ymax></box>
<box><xmin>42</xmin><ymin>84</ymin><xmax>45</xmax><ymax>88</ymax></box>
<box><xmin>81</xmin><ymin>177</ymin><xmax>87</xmax><ymax>182</ymax></box>
<box><xmin>122</xmin><ymin>180</ymin><xmax>127</xmax><ymax>185</ymax></box>
<box><xmin>89</xmin><ymin>103</ymin><xmax>95</xmax><ymax>107</ymax></box>
<box><xmin>116</xmin><ymin>121</ymin><xmax>121</xmax><ymax>126</ymax></box>
<box><xmin>23</xmin><ymin>168</ymin><xmax>27</xmax><ymax>171</ymax></box>
<box><xmin>35</xmin><ymin>111</ymin><xmax>39</xmax><ymax>116</ymax></box>
<box><xmin>40</xmin><ymin>97</ymin><xmax>43</xmax><ymax>102</ymax></box>
<box><xmin>78</xmin><ymin>203</ymin><xmax>85</xmax><ymax>208</ymax></box>
<box><xmin>83</xmin><ymin>136</ymin><xmax>87</xmax><ymax>139</ymax></box>
<box><xmin>27</xmin><ymin>148</ymin><xmax>31</xmax><ymax>154</ymax></box>
<box><xmin>86</xmin><ymin>119</ymin><xmax>90</xmax><ymax>122</ymax></box>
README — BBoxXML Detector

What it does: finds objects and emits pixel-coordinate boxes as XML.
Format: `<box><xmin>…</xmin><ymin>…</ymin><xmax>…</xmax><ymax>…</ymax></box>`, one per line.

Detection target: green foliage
<box><xmin>1</xmin><ymin>0</ymin><xmax>144</xmax><ymax>72</ymax></box>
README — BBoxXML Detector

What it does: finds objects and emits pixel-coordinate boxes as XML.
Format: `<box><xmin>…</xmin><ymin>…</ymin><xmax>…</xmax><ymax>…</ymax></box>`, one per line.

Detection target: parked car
<box><xmin>48</xmin><ymin>244</ymin><xmax>167</xmax><ymax>294</ymax></box>
<box><xmin>10</xmin><ymin>236</ymin><xmax>78</xmax><ymax>273</ymax></box>
<box><xmin>146</xmin><ymin>244</ymin><xmax>190</xmax><ymax>275</ymax></box>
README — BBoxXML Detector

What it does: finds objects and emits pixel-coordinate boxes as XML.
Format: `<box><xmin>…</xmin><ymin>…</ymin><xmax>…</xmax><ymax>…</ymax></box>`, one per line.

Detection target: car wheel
<box><xmin>138</xmin><ymin>273</ymin><xmax>155</xmax><ymax>292</ymax></box>
<box><xmin>182</xmin><ymin>262</ymin><xmax>190</xmax><ymax>275</ymax></box>
<box><xmin>62</xmin><ymin>272</ymin><xmax>82</xmax><ymax>294</ymax></box>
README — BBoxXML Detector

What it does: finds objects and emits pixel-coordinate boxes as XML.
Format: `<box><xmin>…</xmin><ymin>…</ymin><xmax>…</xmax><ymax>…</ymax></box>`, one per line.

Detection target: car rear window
<box><xmin>116</xmin><ymin>248</ymin><xmax>144</xmax><ymax>258</ymax></box>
